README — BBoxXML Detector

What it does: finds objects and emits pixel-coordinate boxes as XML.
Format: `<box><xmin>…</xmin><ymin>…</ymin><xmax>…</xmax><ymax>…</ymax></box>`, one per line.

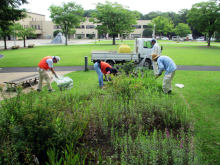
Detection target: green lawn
<box><xmin>156</xmin><ymin>70</ymin><xmax>220</xmax><ymax>164</ymax></box>
<box><xmin>0</xmin><ymin>40</ymin><xmax>219</xmax><ymax>67</ymax></box>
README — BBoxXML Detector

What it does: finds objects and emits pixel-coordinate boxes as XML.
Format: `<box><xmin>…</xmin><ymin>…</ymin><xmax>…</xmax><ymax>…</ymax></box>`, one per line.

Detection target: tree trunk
<box><xmin>23</xmin><ymin>37</ymin><xmax>26</xmax><ymax>47</ymax></box>
<box><xmin>113</xmin><ymin>34</ymin><xmax>116</xmax><ymax>45</ymax></box>
<box><xmin>65</xmin><ymin>33</ymin><xmax>67</xmax><ymax>46</ymax></box>
<box><xmin>3</xmin><ymin>36</ymin><xmax>7</xmax><ymax>50</ymax></box>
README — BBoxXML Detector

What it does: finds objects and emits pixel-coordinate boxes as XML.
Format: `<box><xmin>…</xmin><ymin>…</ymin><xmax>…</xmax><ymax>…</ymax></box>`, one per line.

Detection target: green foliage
<box><xmin>53</xmin><ymin>30</ymin><xmax>61</xmax><ymax>38</ymax></box>
<box><xmin>187</xmin><ymin>0</ymin><xmax>220</xmax><ymax>46</ymax></box>
<box><xmin>148</xmin><ymin>16</ymin><xmax>174</xmax><ymax>36</ymax></box>
<box><xmin>173</xmin><ymin>23</ymin><xmax>191</xmax><ymax>37</ymax></box>
<box><xmin>49</xmin><ymin>2</ymin><xmax>86</xmax><ymax>46</ymax></box>
<box><xmin>88</xmin><ymin>34</ymin><xmax>93</xmax><ymax>39</ymax></box>
<box><xmin>77</xmin><ymin>36</ymin><xmax>82</xmax><ymax>39</ymax></box>
<box><xmin>16</xmin><ymin>23</ymin><xmax>36</xmax><ymax>47</ymax></box>
<box><xmin>121</xmin><ymin>61</ymin><xmax>136</xmax><ymax>73</ymax></box>
<box><xmin>90</xmin><ymin>1</ymin><xmax>140</xmax><ymax>45</ymax></box>
<box><xmin>143</xmin><ymin>28</ymin><xmax>153</xmax><ymax>38</ymax></box>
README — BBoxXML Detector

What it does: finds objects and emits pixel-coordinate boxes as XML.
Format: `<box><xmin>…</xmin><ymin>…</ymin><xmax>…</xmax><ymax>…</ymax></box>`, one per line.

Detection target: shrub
<box><xmin>77</xmin><ymin>36</ymin><xmax>82</xmax><ymax>39</ymax></box>
<box><xmin>88</xmin><ymin>34</ymin><xmax>93</xmax><ymax>39</ymax></box>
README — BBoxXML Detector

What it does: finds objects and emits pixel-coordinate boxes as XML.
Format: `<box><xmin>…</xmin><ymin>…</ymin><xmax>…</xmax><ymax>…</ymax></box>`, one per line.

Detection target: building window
<box><xmin>32</xmin><ymin>25</ymin><xmax>33</xmax><ymax>28</ymax></box>
<box><xmin>54</xmin><ymin>25</ymin><xmax>61</xmax><ymax>29</ymax></box>
<box><xmin>38</xmin><ymin>25</ymin><xmax>40</xmax><ymax>29</ymax></box>
<box><xmin>35</xmin><ymin>25</ymin><xmax>37</xmax><ymax>29</ymax></box>
<box><xmin>132</xmin><ymin>25</ymin><xmax>141</xmax><ymax>29</ymax></box>
<box><xmin>22</xmin><ymin>25</ymin><xmax>23</xmax><ymax>28</ymax></box>
<box><xmin>76</xmin><ymin>25</ymin><xmax>84</xmax><ymax>29</ymax></box>
<box><xmin>32</xmin><ymin>18</ymin><xmax>33</xmax><ymax>21</ymax></box>
<box><xmin>86</xmin><ymin>25</ymin><xmax>95</xmax><ymax>29</ymax></box>
<box><xmin>26</xmin><ymin>25</ymin><xmax>28</xmax><ymax>28</ymax></box>
<box><xmin>143</xmin><ymin>25</ymin><xmax>148</xmax><ymax>28</ymax></box>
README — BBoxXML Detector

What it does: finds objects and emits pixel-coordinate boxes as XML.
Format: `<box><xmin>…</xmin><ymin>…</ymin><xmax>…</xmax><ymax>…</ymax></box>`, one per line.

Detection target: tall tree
<box><xmin>148</xmin><ymin>16</ymin><xmax>174</xmax><ymax>38</ymax></box>
<box><xmin>187</xmin><ymin>0</ymin><xmax>220</xmax><ymax>46</ymax></box>
<box><xmin>49</xmin><ymin>2</ymin><xmax>85</xmax><ymax>46</ymax></box>
<box><xmin>16</xmin><ymin>24</ymin><xmax>36</xmax><ymax>47</ymax></box>
<box><xmin>173</xmin><ymin>23</ymin><xmax>191</xmax><ymax>38</ymax></box>
<box><xmin>90</xmin><ymin>1</ymin><xmax>139</xmax><ymax>45</ymax></box>
<box><xmin>0</xmin><ymin>0</ymin><xmax>28</xmax><ymax>49</ymax></box>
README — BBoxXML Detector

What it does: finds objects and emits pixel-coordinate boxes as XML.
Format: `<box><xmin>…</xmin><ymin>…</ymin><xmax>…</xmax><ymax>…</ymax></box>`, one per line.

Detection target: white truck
<box><xmin>91</xmin><ymin>38</ymin><xmax>163</xmax><ymax>68</ymax></box>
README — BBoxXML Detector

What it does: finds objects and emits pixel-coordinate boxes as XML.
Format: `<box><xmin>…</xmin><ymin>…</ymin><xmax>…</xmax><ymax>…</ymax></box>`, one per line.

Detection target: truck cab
<box><xmin>134</xmin><ymin>38</ymin><xmax>154</xmax><ymax>68</ymax></box>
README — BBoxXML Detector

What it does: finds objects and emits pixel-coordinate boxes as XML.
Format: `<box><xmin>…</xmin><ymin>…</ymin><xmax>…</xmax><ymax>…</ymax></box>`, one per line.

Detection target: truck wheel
<box><xmin>143</xmin><ymin>59</ymin><xmax>151</xmax><ymax>69</ymax></box>
<box><xmin>106</xmin><ymin>61</ymin><xmax>114</xmax><ymax>67</ymax></box>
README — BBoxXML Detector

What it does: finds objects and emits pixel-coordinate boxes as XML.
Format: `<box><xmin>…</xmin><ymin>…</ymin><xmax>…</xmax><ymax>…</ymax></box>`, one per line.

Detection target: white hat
<box><xmin>54</xmin><ymin>56</ymin><xmax>60</xmax><ymax>64</ymax></box>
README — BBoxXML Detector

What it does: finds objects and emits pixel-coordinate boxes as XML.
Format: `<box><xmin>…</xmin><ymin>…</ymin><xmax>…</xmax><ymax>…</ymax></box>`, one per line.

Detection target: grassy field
<box><xmin>1</xmin><ymin>40</ymin><xmax>220</xmax><ymax>164</ymax></box>
<box><xmin>0</xmin><ymin>40</ymin><xmax>220</xmax><ymax>67</ymax></box>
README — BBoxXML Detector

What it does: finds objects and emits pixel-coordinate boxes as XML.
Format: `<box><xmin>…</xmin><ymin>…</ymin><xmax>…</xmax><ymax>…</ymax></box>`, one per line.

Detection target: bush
<box><xmin>88</xmin><ymin>34</ymin><xmax>93</xmax><ymax>39</ymax></box>
<box><xmin>77</xmin><ymin>36</ymin><xmax>82</xmax><ymax>39</ymax></box>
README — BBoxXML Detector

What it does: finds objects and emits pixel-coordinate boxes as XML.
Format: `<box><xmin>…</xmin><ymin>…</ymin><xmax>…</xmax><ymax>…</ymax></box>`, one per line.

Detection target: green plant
<box><xmin>88</xmin><ymin>34</ymin><xmax>93</xmax><ymax>39</ymax></box>
<box><xmin>77</xmin><ymin>36</ymin><xmax>82</xmax><ymax>39</ymax></box>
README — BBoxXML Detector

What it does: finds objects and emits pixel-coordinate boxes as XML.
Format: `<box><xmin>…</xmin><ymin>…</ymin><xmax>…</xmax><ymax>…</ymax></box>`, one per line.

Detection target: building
<box><xmin>15</xmin><ymin>12</ymin><xmax>151</xmax><ymax>39</ymax></box>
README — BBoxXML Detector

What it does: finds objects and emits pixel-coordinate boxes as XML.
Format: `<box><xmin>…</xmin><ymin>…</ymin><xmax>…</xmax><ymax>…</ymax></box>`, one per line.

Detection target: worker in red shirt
<box><xmin>98</xmin><ymin>60</ymin><xmax>118</xmax><ymax>75</ymax></box>
<box><xmin>37</xmin><ymin>56</ymin><xmax>60</xmax><ymax>92</ymax></box>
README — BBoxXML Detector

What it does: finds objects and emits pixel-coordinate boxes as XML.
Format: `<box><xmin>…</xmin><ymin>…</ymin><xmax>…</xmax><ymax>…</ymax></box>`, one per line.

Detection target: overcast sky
<box><xmin>20</xmin><ymin>0</ymin><xmax>207</xmax><ymax>21</ymax></box>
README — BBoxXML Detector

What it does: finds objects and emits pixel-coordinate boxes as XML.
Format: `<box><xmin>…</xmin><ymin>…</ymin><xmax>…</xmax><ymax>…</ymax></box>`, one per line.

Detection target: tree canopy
<box><xmin>187</xmin><ymin>0</ymin><xmax>220</xmax><ymax>46</ymax></box>
<box><xmin>90</xmin><ymin>1</ymin><xmax>140</xmax><ymax>45</ymax></box>
<box><xmin>173</xmin><ymin>23</ymin><xmax>191</xmax><ymax>37</ymax></box>
<box><xmin>148</xmin><ymin>16</ymin><xmax>174</xmax><ymax>38</ymax></box>
<box><xmin>0</xmin><ymin>0</ymin><xmax>28</xmax><ymax>49</ymax></box>
<box><xmin>49</xmin><ymin>2</ymin><xmax>85</xmax><ymax>46</ymax></box>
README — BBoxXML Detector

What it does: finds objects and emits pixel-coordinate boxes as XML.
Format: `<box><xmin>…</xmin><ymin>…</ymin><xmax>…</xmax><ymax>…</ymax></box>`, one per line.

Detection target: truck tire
<box><xmin>106</xmin><ymin>60</ymin><xmax>114</xmax><ymax>67</ymax></box>
<box><xmin>143</xmin><ymin>59</ymin><xmax>151</xmax><ymax>69</ymax></box>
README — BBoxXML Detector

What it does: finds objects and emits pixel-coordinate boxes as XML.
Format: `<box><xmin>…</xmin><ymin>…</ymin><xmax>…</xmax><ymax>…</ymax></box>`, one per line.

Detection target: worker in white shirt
<box><xmin>151</xmin><ymin>39</ymin><xmax>161</xmax><ymax>75</ymax></box>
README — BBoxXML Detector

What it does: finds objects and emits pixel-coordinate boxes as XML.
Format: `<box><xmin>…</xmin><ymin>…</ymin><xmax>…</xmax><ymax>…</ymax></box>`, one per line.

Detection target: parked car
<box><xmin>196</xmin><ymin>37</ymin><xmax>204</xmax><ymax>41</ymax></box>
<box><xmin>156</xmin><ymin>36</ymin><xmax>160</xmax><ymax>39</ymax></box>
<box><xmin>161</xmin><ymin>36</ymin><xmax>169</xmax><ymax>40</ymax></box>
<box><xmin>112</xmin><ymin>38</ymin><xmax>120</xmax><ymax>40</ymax></box>
<box><xmin>172</xmin><ymin>36</ymin><xmax>183</xmax><ymax>41</ymax></box>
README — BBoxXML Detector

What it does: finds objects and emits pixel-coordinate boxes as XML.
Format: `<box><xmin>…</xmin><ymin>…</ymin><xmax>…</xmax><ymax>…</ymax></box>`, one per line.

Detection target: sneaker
<box><xmin>100</xmin><ymin>86</ymin><xmax>106</xmax><ymax>89</ymax></box>
<box><xmin>48</xmin><ymin>89</ymin><xmax>56</xmax><ymax>92</ymax></box>
<box><xmin>37</xmin><ymin>89</ymin><xmax>42</xmax><ymax>92</ymax></box>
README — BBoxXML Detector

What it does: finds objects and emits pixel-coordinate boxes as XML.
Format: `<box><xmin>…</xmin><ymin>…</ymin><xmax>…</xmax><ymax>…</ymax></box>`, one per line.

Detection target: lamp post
<box><xmin>94</xmin><ymin>24</ymin><xmax>97</xmax><ymax>44</ymax></box>
<box><xmin>153</xmin><ymin>24</ymin><xmax>156</xmax><ymax>39</ymax></box>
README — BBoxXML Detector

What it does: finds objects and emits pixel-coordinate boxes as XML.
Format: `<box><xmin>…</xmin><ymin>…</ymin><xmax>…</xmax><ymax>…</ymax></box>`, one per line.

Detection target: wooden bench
<box><xmin>28</xmin><ymin>44</ymin><xmax>35</xmax><ymax>48</ymax></box>
<box><xmin>4</xmin><ymin>74</ymin><xmax>39</xmax><ymax>92</ymax></box>
<box><xmin>12</xmin><ymin>45</ymin><xmax>20</xmax><ymax>50</ymax></box>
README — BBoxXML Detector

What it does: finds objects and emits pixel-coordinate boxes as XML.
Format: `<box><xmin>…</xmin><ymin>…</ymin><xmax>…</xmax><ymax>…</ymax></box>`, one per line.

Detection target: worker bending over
<box><xmin>151</xmin><ymin>53</ymin><xmax>177</xmax><ymax>94</ymax></box>
<box><xmin>37</xmin><ymin>56</ymin><xmax>60</xmax><ymax>92</ymax></box>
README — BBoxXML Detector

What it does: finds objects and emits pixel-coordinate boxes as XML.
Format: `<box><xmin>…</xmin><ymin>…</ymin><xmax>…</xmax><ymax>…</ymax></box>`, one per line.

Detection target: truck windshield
<box><xmin>143</xmin><ymin>41</ymin><xmax>152</xmax><ymax>48</ymax></box>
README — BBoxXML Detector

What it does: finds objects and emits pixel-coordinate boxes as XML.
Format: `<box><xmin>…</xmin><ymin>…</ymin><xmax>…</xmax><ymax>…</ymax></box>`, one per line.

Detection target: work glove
<box><xmin>54</xmin><ymin>73</ymin><xmax>58</xmax><ymax>78</ymax></box>
<box><xmin>158</xmin><ymin>73</ymin><xmax>162</xmax><ymax>76</ymax></box>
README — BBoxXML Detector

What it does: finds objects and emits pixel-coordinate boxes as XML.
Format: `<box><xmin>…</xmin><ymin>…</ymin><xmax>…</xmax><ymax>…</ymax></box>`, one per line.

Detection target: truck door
<box><xmin>140</xmin><ymin>40</ymin><xmax>153</xmax><ymax>58</ymax></box>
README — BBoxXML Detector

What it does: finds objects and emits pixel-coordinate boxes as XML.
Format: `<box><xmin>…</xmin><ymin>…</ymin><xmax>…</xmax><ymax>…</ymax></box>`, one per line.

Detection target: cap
<box><xmin>151</xmin><ymin>39</ymin><xmax>156</xmax><ymax>43</ymax></box>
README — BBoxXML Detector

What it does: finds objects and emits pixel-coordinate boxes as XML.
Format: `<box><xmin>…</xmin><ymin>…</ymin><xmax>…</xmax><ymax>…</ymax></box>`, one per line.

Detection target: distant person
<box><xmin>152</xmin><ymin>53</ymin><xmax>177</xmax><ymax>94</ymax></box>
<box><xmin>94</xmin><ymin>59</ymin><xmax>105</xmax><ymax>89</ymax></box>
<box><xmin>37</xmin><ymin>56</ymin><xmax>60</xmax><ymax>92</ymax></box>
<box><xmin>151</xmin><ymin>39</ymin><xmax>161</xmax><ymax>75</ymax></box>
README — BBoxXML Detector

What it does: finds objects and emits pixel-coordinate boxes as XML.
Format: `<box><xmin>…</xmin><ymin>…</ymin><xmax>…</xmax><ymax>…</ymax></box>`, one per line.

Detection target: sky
<box><xmin>20</xmin><ymin>0</ymin><xmax>207</xmax><ymax>21</ymax></box>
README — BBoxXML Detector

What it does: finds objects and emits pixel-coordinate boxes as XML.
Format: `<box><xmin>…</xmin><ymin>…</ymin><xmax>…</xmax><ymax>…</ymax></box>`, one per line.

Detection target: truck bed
<box><xmin>91</xmin><ymin>50</ymin><xmax>139</xmax><ymax>63</ymax></box>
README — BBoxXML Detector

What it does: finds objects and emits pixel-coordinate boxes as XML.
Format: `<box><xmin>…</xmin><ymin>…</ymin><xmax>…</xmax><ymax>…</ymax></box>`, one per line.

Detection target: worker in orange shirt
<box><xmin>37</xmin><ymin>56</ymin><xmax>60</xmax><ymax>92</ymax></box>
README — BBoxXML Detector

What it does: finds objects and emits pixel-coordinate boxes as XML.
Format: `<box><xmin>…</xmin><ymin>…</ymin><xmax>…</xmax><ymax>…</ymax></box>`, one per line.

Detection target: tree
<box><xmin>173</xmin><ymin>23</ymin><xmax>191</xmax><ymax>38</ymax></box>
<box><xmin>90</xmin><ymin>1</ymin><xmax>140</xmax><ymax>45</ymax></box>
<box><xmin>53</xmin><ymin>30</ymin><xmax>61</xmax><ymax>38</ymax></box>
<box><xmin>148</xmin><ymin>16</ymin><xmax>174</xmax><ymax>38</ymax></box>
<box><xmin>16</xmin><ymin>24</ymin><xmax>36</xmax><ymax>47</ymax></box>
<box><xmin>49</xmin><ymin>2</ymin><xmax>85</xmax><ymax>46</ymax></box>
<box><xmin>143</xmin><ymin>28</ymin><xmax>153</xmax><ymax>38</ymax></box>
<box><xmin>0</xmin><ymin>0</ymin><xmax>28</xmax><ymax>49</ymax></box>
<box><xmin>187</xmin><ymin>0</ymin><xmax>220</xmax><ymax>46</ymax></box>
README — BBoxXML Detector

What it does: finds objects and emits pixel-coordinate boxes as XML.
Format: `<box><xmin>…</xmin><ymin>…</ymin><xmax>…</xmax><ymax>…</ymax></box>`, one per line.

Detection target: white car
<box><xmin>112</xmin><ymin>38</ymin><xmax>120</xmax><ymax>40</ymax></box>
<box><xmin>196</xmin><ymin>37</ymin><xmax>204</xmax><ymax>41</ymax></box>
<box><xmin>161</xmin><ymin>36</ymin><xmax>169</xmax><ymax>40</ymax></box>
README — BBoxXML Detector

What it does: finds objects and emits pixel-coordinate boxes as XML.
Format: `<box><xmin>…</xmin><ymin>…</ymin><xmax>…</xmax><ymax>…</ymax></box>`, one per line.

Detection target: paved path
<box><xmin>0</xmin><ymin>65</ymin><xmax>220</xmax><ymax>73</ymax></box>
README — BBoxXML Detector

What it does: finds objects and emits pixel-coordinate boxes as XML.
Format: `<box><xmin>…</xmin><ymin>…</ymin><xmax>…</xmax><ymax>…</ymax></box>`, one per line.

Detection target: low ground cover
<box><xmin>0</xmin><ymin>41</ymin><xmax>219</xmax><ymax>67</ymax></box>
<box><xmin>0</xmin><ymin>69</ymin><xmax>202</xmax><ymax>164</ymax></box>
